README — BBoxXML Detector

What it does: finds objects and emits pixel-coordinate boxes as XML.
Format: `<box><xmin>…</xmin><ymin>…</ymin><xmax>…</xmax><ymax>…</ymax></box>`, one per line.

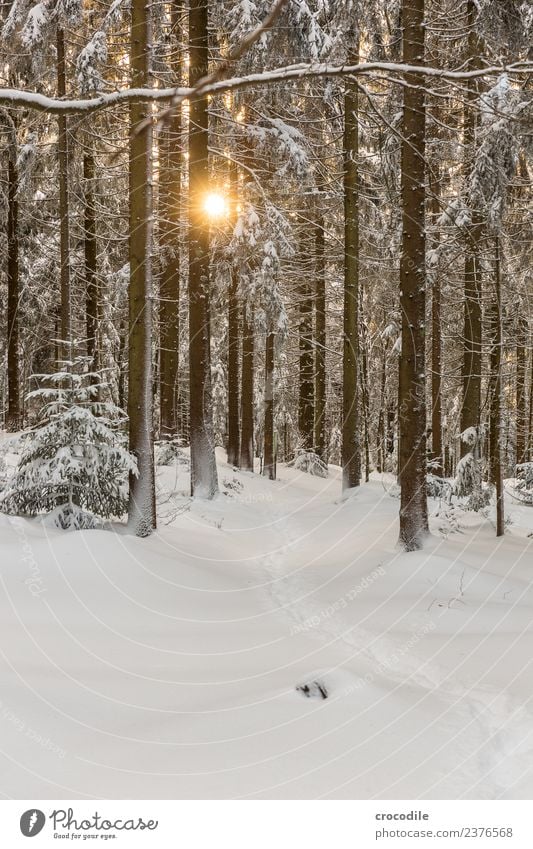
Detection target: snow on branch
<box><xmin>0</xmin><ymin>60</ymin><xmax>530</xmax><ymax>115</ymax></box>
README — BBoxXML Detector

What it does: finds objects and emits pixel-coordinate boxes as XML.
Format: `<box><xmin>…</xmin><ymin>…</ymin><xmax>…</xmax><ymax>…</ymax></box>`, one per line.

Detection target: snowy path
<box><xmin>0</xmin><ymin>451</ymin><xmax>532</xmax><ymax>798</ymax></box>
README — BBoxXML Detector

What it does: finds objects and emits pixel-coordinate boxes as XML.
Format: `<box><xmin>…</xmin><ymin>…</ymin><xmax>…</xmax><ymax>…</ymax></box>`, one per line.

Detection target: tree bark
<box><xmin>127</xmin><ymin>0</ymin><xmax>156</xmax><ymax>535</ymax></box>
<box><xmin>159</xmin><ymin>0</ymin><xmax>182</xmax><ymax>440</ymax></box>
<box><xmin>360</xmin><ymin>294</ymin><xmax>371</xmax><ymax>482</ymax></box>
<box><xmin>84</xmin><ymin>144</ymin><xmax>98</xmax><ymax>372</ymax></box>
<box><xmin>263</xmin><ymin>328</ymin><xmax>275</xmax><ymax>480</ymax></box>
<box><xmin>398</xmin><ymin>0</ymin><xmax>429</xmax><ymax>550</ymax></box>
<box><xmin>516</xmin><ymin>315</ymin><xmax>528</xmax><ymax>466</ymax></box>
<box><xmin>6</xmin><ymin>127</ymin><xmax>20</xmax><ymax>431</ymax></box>
<box><xmin>430</xmin><ymin>153</ymin><xmax>443</xmax><ymax>476</ymax></box>
<box><xmin>57</xmin><ymin>27</ymin><xmax>71</xmax><ymax>362</ymax></box>
<box><xmin>460</xmin><ymin>0</ymin><xmax>483</xmax><ymax>457</ymax></box>
<box><xmin>489</xmin><ymin>237</ymin><xmax>504</xmax><ymax>536</ymax></box>
<box><xmin>239</xmin><ymin>306</ymin><xmax>254</xmax><ymax>471</ymax></box>
<box><xmin>298</xmin><ymin>274</ymin><xmax>314</xmax><ymax>451</ymax></box>
<box><xmin>188</xmin><ymin>0</ymin><xmax>218</xmax><ymax>497</ymax></box>
<box><xmin>314</xmin><ymin>205</ymin><xmax>326</xmax><ymax>460</ymax></box>
<box><xmin>227</xmin><ymin>267</ymin><xmax>241</xmax><ymax>466</ymax></box>
<box><xmin>342</xmin><ymin>40</ymin><xmax>360</xmax><ymax>491</ymax></box>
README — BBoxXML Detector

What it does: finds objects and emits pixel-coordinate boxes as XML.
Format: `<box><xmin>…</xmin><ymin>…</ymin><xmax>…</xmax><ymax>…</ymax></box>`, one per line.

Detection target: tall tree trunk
<box><xmin>314</xmin><ymin>205</ymin><xmax>326</xmax><ymax>460</ymax></box>
<box><xmin>84</xmin><ymin>143</ymin><xmax>98</xmax><ymax>372</ymax></box>
<box><xmin>376</xmin><ymin>346</ymin><xmax>387</xmax><ymax>473</ymax></box>
<box><xmin>430</xmin><ymin>158</ymin><xmax>443</xmax><ymax>476</ymax></box>
<box><xmin>239</xmin><ymin>306</ymin><xmax>254</xmax><ymax>471</ymax></box>
<box><xmin>227</xmin><ymin>267</ymin><xmax>241</xmax><ymax>466</ymax></box>
<box><xmin>516</xmin><ymin>315</ymin><xmax>528</xmax><ymax>466</ymax></box>
<box><xmin>159</xmin><ymin>0</ymin><xmax>182</xmax><ymax>440</ymax></box>
<box><xmin>263</xmin><ymin>328</ymin><xmax>275</xmax><ymax>480</ymax></box>
<box><xmin>526</xmin><ymin>349</ymin><xmax>533</xmax><ymax>462</ymax></box>
<box><xmin>57</xmin><ymin>27</ymin><xmax>71</xmax><ymax>362</ymax></box>
<box><xmin>127</xmin><ymin>0</ymin><xmax>156</xmax><ymax>535</ymax></box>
<box><xmin>6</xmin><ymin>128</ymin><xmax>20</xmax><ymax>431</ymax></box>
<box><xmin>342</xmin><ymin>39</ymin><xmax>360</xmax><ymax>491</ymax></box>
<box><xmin>360</xmin><ymin>296</ymin><xmax>371</xmax><ymax>482</ymax></box>
<box><xmin>489</xmin><ymin>237</ymin><xmax>504</xmax><ymax>536</ymax></box>
<box><xmin>188</xmin><ymin>0</ymin><xmax>218</xmax><ymax>497</ymax></box>
<box><xmin>460</xmin><ymin>0</ymin><xmax>483</xmax><ymax>456</ymax></box>
<box><xmin>298</xmin><ymin>273</ymin><xmax>314</xmax><ymax>450</ymax></box>
<box><xmin>398</xmin><ymin>0</ymin><xmax>429</xmax><ymax>550</ymax></box>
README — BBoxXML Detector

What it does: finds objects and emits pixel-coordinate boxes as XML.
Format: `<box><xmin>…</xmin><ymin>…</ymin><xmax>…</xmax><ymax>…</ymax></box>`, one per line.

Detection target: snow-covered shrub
<box><xmin>434</xmin><ymin>503</ymin><xmax>462</xmax><ymax>538</ymax></box>
<box><xmin>0</xmin><ymin>365</ymin><xmax>137</xmax><ymax>528</ymax></box>
<box><xmin>222</xmin><ymin>477</ymin><xmax>244</xmax><ymax>495</ymax></box>
<box><xmin>288</xmin><ymin>450</ymin><xmax>328</xmax><ymax>478</ymax></box>
<box><xmin>453</xmin><ymin>426</ymin><xmax>492</xmax><ymax>511</ymax></box>
<box><xmin>426</xmin><ymin>473</ymin><xmax>451</xmax><ymax>500</ymax></box>
<box><xmin>508</xmin><ymin>462</ymin><xmax>533</xmax><ymax>505</ymax></box>
<box><xmin>154</xmin><ymin>439</ymin><xmax>184</xmax><ymax>467</ymax></box>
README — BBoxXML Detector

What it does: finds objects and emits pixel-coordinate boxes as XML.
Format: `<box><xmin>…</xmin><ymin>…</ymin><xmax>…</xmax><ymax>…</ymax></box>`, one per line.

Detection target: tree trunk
<box><xmin>516</xmin><ymin>316</ymin><xmax>528</xmax><ymax>466</ymax></box>
<box><xmin>314</xmin><ymin>205</ymin><xmax>326</xmax><ymax>460</ymax></box>
<box><xmin>6</xmin><ymin>129</ymin><xmax>20</xmax><ymax>431</ymax></box>
<box><xmin>84</xmin><ymin>144</ymin><xmax>98</xmax><ymax>372</ymax></box>
<box><xmin>430</xmin><ymin>158</ymin><xmax>443</xmax><ymax>476</ymax></box>
<box><xmin>298</xmin><ymin>274</ymin><xmax>314</xmax><ymax>451</ymax></box>
<box><xmin>127</xmin><ymin>0</ymin><xmax>156</xmax><ymax>535</ymax></box>
<box><xmin>360</xmin><ymin>296</ymin><xmax>371</xmax><ymax>482</ymax></box>
<box><xmin>342</xmin><ymin>40</ymin><xmax>360</xmax><ymax>491</ymax></box>
<box><xmin>188</xmin><ymin>0</ymin><xmax>218</xmax><ymax>498</ymax></box>
<box><xmin>398</xmin><ymin>0</ymin><xmax>429</xmax><ymax>550</ymax></box>
<box><xmin>460</xmin><ymin>0</ymin><xmax>483</xmax><ymax>456</ymax></box>
<box><xmin>376</xmin><ymin>347</ymin><xmax>387</xmax><ymax>472</ymax></box>
<box><xmin>57</xmin><ymin>27</ymin><xmax>71</xmax><ymax>362</ymax></box>
<box><xmin>159</xmin><ymin>0</ymin><xmax>182</xmax><ymax>440</ymax></box>
<box><xmin>227</xmin><ymin>267</ymin><xmax>241</xmax><ymax>466</ymax></box>
<box><xmin>239</xmin><ymin>306</ymin><xmax>254</xmax><ymax>471</ymax></box>
<box><xmin>489</xmin><ymin>237</ymin><xmax>504</xmax><ymax>536</ymax></box>
<box><xmin>263</xmin><ymin>328</ymin><xmax>275</xmax><ymax>480</ymax></box>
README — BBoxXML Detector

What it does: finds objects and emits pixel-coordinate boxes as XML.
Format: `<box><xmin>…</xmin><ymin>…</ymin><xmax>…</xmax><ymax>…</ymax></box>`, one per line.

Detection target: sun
<box><xmin>203</xmin><ymin>192</ymin><xmax>227</xmax><ymax>219</ymax></box>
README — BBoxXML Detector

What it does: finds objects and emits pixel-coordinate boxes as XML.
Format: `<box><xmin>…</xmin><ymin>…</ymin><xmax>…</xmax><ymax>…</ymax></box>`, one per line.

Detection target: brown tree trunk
<box><xmin>460</xmin><ymin>0</ymin><xmax>483</xmax><ymax>457</ymax></box>
<box><xmin>84</xmin><ymin>144</ymin><xmax>98</xmax><ymax>372</ymax></box>
<box><xmin>6</xmin><ymin>130</ymin><xmax>20</xmax><ymax>431</ymax></box>
<box><xmin>430</xmin><ymin>157</ymin><xmax>443</xmax><ymax>476</ymax></box>
<box><xmin>489</xmin><ymin>237</ymin><xmax>504</xmax><ymax>536</ymax></box>
<box><xmin>314</xmin><ymin>206</ymin><xmax>326</xmax><ymax>460</ymax></box>
<box><xmin>239</xmin><ymin>306</ymin><xmax>254</xmax><ymax>471</ymax></box>
<box><xmin>57</xmin><ymin>27</ymin><xmax>71</xmax><ymax>362</ymax></box>
<box><xmin>159</xmin><ymin>0</ymin><xmax>182</xmax><ymax>440</ymax></box>
<box><xmin>516</xmin><ymin>316</ymin><xmax>528</xmax><ymax>466</ymax></box>
<box><xmin>188</xmin><ymin>0</ymin><xmax>218</xmax><ymax>497</ymax></box>
<box><xmin>263</xmin><ymin>328</ymin><xmax>275</xmax><ymax>480</ymax></box>
<box><xmin>227</xmin><ymin>267</ymin><xmax>241</xmax><ymax>466</ymax></box>
<box><xmin>127</xmin><ymin>0</ymin><xmax>156</xmax><ymax>534</ymax></box>
<box><xmin>376</xmin><ymin>347</ymin><xmax>387</xmax><ymax>473</ymax></box>
<box><xmin>360</xmin><ymin>295</ymin><xmax>371</xmax><ymax>482</ymax></box>
<box><xmin>342</xmin><ymin>40</ymin><xmax>360</xmax><ymax>491</ymax></box>
<box><xmin>398</xmin><ymin>0</ymin><xmax>429</xmax><ymax>550</ymax></box>
<box><xmin>298</xmin><ymin>274</ymin><xmax>314</xmax><ymax>450</ymax></box>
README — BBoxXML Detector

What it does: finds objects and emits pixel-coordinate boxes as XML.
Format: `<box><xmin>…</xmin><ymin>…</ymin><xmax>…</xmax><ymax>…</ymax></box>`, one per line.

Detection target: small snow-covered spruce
<box><xmin>154</xmin><ymin>438</ymin><xmax>186</xmax><ymax>468</ymax></box>
<box><xmin>509</xmin><ymin>462</ymin><xmax>533</xmax><ymax>506</ymax></box>
<box><xmin>453</xmin><ymin>426</ymin><xmax>492</xmax><ymax>511</ymax></box>
<box><xmin>0</xmin><ymin>363</ymin><xmax>137</xmax><ymax>529</ymax></box>
<box><xmin>288</xmin><ymin>449</ymin><xmax>328</xmax><ymax>479</ymax></box>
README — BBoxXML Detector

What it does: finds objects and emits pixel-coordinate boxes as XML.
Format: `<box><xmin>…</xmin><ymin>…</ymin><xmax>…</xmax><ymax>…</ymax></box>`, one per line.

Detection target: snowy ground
<box><xmin>1</xmin><ymin>446</ymin><xmax>532</xmax><ymax>799</ymax></box>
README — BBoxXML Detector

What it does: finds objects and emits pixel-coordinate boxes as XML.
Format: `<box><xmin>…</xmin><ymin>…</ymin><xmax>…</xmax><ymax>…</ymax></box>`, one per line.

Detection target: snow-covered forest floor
<box><xmin>1</xmin><ymin>446</ymin><xmax>532</xmax><ymax>799</ymax></box>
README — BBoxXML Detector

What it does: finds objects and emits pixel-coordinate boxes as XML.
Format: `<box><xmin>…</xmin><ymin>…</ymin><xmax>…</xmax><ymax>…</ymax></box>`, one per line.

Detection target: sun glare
<box><xmin>203</xmin><ymin>192</ymin><xmax>227</xmax><ymax>219</ymax></box>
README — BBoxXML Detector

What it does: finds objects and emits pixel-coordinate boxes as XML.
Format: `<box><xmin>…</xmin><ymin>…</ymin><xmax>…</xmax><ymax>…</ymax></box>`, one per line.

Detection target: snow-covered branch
<box><xmin>0</xmin><ymin>60</ymin><xmax>530</xmax><ymax>115</ymax></box>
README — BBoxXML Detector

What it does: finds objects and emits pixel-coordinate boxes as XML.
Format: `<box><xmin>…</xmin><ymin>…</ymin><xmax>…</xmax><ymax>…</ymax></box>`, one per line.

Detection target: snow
<box><xmin>0</xmin><ymin>446</ymin><xmax>532</xmax><ymax>799</ymax></box>
<box><xmin>0</xmin><ymin>61</ymin><xmax>530</xmax><ymax>115</ymax></box>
